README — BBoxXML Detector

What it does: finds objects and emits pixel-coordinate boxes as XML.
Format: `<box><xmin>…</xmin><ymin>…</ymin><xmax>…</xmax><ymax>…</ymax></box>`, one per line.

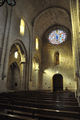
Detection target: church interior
<box><xmin>0</xmin><ymin>0</ymin><xmax>80</xmax><ymax>119</ymax></box>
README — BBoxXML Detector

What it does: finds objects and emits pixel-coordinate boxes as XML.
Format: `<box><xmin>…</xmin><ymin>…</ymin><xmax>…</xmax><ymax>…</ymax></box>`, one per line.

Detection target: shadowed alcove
<box><xmin>7</xmin><ymin>62</ymin><xmax>20</xmax><ymax>90</ymax></box>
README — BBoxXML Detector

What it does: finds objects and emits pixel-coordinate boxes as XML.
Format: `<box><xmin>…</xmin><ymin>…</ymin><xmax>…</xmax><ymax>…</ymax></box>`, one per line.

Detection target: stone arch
<box><xmin>7</xmin><ymin>40</ymin><xmax>28</xmax><ymax>91</ymax></box>
<box><xmin>33</xmin><ymin>7</ymin><xmax>72</xmax><ymax>60</ymax></box>
<box><xmin>32</xmin><ymin>7</ymin><xmax>73</xmax><ymax>91</ymax></box>
<box><xmin>33</xmin><ymin>7</ymin><xmax>71</xmax><ymax>41</ymax></box>
<box><xmin>11</xmin><ymin>40</ymin><xmax>27</xmax><ymax>56</ymax></box>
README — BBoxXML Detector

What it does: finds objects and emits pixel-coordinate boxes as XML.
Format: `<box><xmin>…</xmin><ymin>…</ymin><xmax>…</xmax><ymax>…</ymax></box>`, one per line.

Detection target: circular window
<box><xmin>48</xmin><ymin>29</ymin><xmax>67</xmax><ymax>45</ymax></box>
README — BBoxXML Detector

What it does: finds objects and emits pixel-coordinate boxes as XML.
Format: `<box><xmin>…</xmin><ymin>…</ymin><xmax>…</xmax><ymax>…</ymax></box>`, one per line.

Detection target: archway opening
<box><xmin>53</xmin><ymin>74</ymin><xmax>63</xmax><ymax>92</ymax></box>
<box><xmin>7</xmin><ymin>41</ymin><xmax>27</xmax><ymax>91</ymax></box>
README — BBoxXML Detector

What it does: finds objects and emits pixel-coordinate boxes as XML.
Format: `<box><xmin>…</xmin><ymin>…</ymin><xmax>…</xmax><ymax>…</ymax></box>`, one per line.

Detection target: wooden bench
<box><xmin>0</xmin><ymin>91</ymin><xmax>79</xmax><ymax>120</ymax></box>
<box><xmin>0</xmin><ymin>111</ymin><xmax>37</xmax><ymax>120</ymax></box>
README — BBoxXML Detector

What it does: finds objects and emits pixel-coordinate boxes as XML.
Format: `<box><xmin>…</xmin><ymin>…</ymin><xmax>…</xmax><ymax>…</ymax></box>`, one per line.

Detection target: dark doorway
<box><xmin>53</xmin><ymin>74</ymin><xmax>63</xmax><ymax>91</ymax></box>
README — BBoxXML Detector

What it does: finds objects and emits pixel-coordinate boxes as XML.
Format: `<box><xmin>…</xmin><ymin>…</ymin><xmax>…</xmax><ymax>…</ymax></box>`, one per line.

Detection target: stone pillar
<box><xmin>20</xmin><ymin>62</ymin><xmax>27</xmax><ymax>91</ymax></box>
<box><xmin>70</xmin><ymin>0</ymin><xmax>79</xmax><ymax>97</ymax></box>
<box><xmin>70</xmin><ymin>0</ymin><xmax>80</xmax><ymax>105</ymax></box>
<box><xmin>0</xmin><ymin>6</ymin><xmax>13</xmax><ymax>92</ymax></box>
<box><xmin>76</xmin><ymin>0</ymin><xmax>80</xmax><ymax>105</ymax></box>
<box><xmin>38</xmin><ymin>64</ymin><xmax>43</xmax><ymax>90</ymax></box>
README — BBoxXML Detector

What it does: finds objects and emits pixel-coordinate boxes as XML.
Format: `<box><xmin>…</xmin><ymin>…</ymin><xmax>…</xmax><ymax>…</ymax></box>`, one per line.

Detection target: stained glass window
<box><xmin>48</xmin><ymin>29</ymin><xmax>67</xmax><ymax>45</ymax></box>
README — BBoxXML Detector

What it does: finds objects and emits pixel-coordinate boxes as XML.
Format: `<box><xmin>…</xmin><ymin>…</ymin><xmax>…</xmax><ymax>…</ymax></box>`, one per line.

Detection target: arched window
<box><xmin>48</xmin><ymin>29</ymin><xmax>67</xmax><ymax>45</ymax></box>
<box><xmin>54</xmin><ymin>52</ymin><xmax>59</xmax><ymax>65</ymax></box>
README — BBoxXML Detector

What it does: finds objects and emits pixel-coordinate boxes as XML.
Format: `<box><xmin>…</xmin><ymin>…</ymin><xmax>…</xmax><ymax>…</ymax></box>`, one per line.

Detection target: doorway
<box><xmin>53</xmin><ymin>74</ymin><xmax>63</xmax><ymax>91</ymax></box>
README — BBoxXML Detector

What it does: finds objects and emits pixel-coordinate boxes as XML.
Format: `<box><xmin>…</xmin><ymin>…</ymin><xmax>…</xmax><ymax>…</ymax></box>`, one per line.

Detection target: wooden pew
<box><xmin>0</xmin><ymin>100</ymin><xmax>79</xmax><ymax>119</ymax></box>
<box><xmin>0</xmin><ymin>104</ymin><xmax>80</xmax><ymax>119</ymax></box>
<box><xmin>0</xmin><ymin>91</ymin><xmax>79</xmax><ymax>120</ymax></box>
<box><xmin>0</xmin><ymin>111</ymin><xmax>36</xmax><ymax>120</ymax></box>
<box><xmin>0</xmin><ymin>98</ymin><xmax>79</xmax><ymax>112</ymax></box>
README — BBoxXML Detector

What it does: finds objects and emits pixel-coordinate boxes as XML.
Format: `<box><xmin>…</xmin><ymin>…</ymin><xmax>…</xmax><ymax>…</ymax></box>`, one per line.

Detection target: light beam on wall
<box><xmin>14</xmin><ymin>51</ymin><xmax>18</xmax><ymax>59</ymax></box>
<box><xmin>56</xmin><ymin>71</ymin><xmax>59</xmax><ymax>74</ymax></box>
<box><xmin>33</xmin><ymin>61</ymin><xmax>39</xmax><ymax>71</ymax></box>
<box><xmin>36</xmin><ymin>37</ymin><xmax>39</xmax><ymax>50</ymax></box>
<box><xmin>20</xmin><ymin>19</ymin><xmax>25</xmax><ymax>36</ymax></box>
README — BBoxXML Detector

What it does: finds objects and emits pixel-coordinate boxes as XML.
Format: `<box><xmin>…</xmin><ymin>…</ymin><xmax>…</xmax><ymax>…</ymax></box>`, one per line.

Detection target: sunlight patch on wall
<box><xmin>35</xmin><ymin>37</ymin><xmax>39</xmax><ymax>50</ymax></box>
<box><xmin>20</xmin><ymin>19</ymin><xmax>25</xmax><ymax>36</ymax></box>
<box><xmin>33</xmin><ymin>61</ymin><xmax>39</xmax><ymax>71</ymax></box>
<box><xmin>14</xmin><ymin>51</ymin><xmax>18</xmax><ymax>59</ymax></box>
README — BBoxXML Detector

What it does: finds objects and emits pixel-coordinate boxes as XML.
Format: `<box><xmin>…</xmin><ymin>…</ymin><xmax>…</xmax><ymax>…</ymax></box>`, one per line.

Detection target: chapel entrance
<box><xmin>53</xmin><ymin>74</ymin><xmax>63</xmax><ymax>92</ymax></box>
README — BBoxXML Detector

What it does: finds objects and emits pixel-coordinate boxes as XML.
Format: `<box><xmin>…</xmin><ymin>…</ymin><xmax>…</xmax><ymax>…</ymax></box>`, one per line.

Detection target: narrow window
<box><xmin>54</xmin><ymin>52</ymin><xmax>59</xmax><ymax>65</ymax></box>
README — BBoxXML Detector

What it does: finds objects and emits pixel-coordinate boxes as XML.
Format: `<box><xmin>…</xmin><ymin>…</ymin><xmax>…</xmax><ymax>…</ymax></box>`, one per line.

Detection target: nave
<box><xmin>0</xmin><ymin>91</ymin><xmax>79</xmax><ymax>120</ymax></box>
<box><xmin>0</xmin><ymin>0</ymin><xmax>80</xmax><ymax>119</ymax></box>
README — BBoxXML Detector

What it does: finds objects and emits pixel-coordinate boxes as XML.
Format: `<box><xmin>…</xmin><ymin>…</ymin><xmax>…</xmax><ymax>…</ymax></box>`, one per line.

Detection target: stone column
<box><xmin>38</xmin><ymin>64</ymin><xmax>43</xmax><ymax>90</ymax></box>
<box><xmin>70</xmin><ymin>0</ymin><xmax>80</xmax><ymax>105</ymax></box>
<box><xmin>70</xmin><ymin>0</ymin><xmax>79</xmax><ymax>98</ymax></box>
<box><xmin>20</xmin><ymin>62</ymin><xmax>27</xmax><ymax>91</ymax></box>
<box><xmin>0</xmin><ymin>6</ymin><xmax>13</xmax><ymax>92</ymax></box>
<box><xmin>76</xmin><ymin>0</ymin><xmax>80</xmax><ymax>105</ymax></box>
<box><xmin>0</xmin><ymin>6</ymin><xmax>13</xmax><ymax>78</ymax></box>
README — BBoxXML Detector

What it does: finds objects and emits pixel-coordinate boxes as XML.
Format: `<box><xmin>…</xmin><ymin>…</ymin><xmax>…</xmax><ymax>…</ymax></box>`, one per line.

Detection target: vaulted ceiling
<box><xmin>15</xmin><ymin>0</ymin><xmax>70</xmax><ymax>25</ymax></box>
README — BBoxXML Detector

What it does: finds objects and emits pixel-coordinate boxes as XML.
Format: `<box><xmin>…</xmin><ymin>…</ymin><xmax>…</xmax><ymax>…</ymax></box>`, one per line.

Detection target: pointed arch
<box><xmin>7</xmin><ymin>40</ymin><xmax>28</xmax><ymax>91</ymax></box>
